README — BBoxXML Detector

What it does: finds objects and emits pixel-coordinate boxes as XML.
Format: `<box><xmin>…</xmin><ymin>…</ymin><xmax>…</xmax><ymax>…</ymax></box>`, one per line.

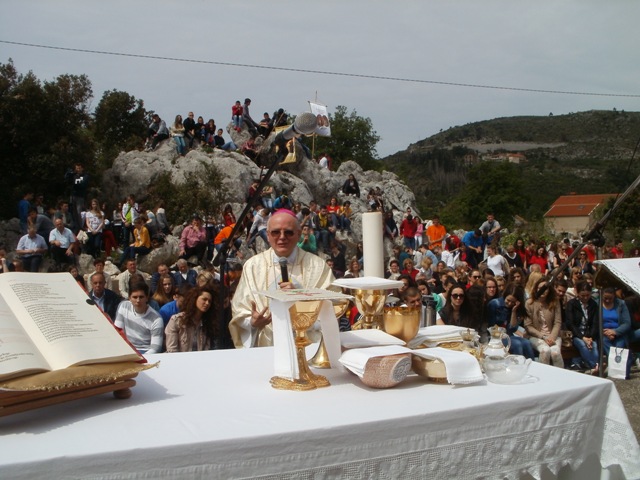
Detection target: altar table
<box><xmin>0</xmin><ymin>348</ymin><xmax>638</xmax><ymax>479</ymax></box>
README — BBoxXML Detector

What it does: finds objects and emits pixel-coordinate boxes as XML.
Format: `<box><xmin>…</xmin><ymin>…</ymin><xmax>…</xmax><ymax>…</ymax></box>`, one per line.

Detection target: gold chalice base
<box><xmin>270</xmin><ymin>300</ymin><xmax>331</xmax><ymax>391</ymax></box>
<box><xmin>309</xmin><ymin>300</ymin><xmax>351</xmax><ymax>369</ymax></box>
<box><xmin>270</xmin><ymin>374</ymin><xmax>330</xmax><ymax>391</ymax></box>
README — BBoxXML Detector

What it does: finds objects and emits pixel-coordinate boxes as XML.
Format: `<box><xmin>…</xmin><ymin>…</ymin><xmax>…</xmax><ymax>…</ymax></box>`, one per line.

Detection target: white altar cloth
<box><xmin>0</xmin><ymin>348</ymin><xmax>638</xmax><ymax>479</ymax></box>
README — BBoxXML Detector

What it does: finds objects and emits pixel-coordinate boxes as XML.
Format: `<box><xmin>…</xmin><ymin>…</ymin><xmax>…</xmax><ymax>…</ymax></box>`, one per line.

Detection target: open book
<box><xmin>0</xmin><ymin>272</ymin><xmax>143</xmax><ymax>382</ymax></box>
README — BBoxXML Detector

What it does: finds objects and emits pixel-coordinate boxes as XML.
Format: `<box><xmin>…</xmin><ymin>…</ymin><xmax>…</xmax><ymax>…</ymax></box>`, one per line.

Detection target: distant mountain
<box><xmin>381</xmin><ymin>110</ymin><xmax>640</xmax><ymax>223</ymax></box>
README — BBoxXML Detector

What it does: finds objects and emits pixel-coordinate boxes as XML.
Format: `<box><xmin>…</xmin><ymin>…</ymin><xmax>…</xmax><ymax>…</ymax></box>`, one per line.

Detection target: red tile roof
<box><xmin>544</xmin><ymin>194</ymin><xmax>617</xmax><ymax>218</ymax></box>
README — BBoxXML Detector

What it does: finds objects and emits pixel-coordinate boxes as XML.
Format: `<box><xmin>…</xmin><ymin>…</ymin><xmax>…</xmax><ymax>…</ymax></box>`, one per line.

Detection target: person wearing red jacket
<box><xmin>400</xmin><ymin>214</ymin><xmax>418</xmax><ymax>250</ymax></box>
<box><xmin>231</xmin><ymin>100</ymin><xmax>243</xmax><ymax>132</ymax></box>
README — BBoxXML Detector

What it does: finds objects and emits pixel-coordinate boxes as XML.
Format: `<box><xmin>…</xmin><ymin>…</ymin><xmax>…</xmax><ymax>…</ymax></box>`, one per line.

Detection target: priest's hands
<box><xmin>250</xmin><ymin>302</ymin><xmax>272</xmax><ymax>328</ymax></box>
<box><xmin>278</xmin><ymin>281</ymin><xmax>294</xmax><ymax>290</ymax></box>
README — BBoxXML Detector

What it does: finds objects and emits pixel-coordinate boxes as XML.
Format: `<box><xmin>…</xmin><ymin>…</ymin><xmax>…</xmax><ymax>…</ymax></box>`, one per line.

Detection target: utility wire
<box><xmin>2</xmin><ymin>39</ymin><xmax>640</xmax><ymax>98</ymax></box>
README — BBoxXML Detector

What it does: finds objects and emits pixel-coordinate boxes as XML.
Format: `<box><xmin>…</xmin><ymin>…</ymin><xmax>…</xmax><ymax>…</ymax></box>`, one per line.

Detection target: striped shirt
<box><xmin>114</xmin><ymin>301</ymin><xmax>164</xmax><ymax>354</ymax></box>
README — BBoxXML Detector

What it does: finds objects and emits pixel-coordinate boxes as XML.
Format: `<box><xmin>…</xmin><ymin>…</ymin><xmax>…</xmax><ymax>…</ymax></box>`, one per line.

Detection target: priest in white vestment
<box><xmin>230</xmin><ymin>209</ymin><xmax>336</xmax><ymax>348</ymax></box>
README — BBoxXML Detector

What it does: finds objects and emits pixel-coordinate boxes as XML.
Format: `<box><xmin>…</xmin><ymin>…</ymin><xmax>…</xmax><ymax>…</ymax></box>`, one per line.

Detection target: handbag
<box><xmin>560</xmin><ymin>330</ymin><xmax>573</xmax><ymax>348</ymax></box>
<box><xmin>607</xmin><ymin>347</ymin><xmax>630</xmax><ymax>380</ymax></box>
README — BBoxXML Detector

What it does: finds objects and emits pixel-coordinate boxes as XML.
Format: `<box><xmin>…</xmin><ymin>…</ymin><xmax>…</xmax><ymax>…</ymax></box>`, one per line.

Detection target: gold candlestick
<box><xmin>270</xmin><ymin>300</ymin><xmax>330</xmax><ymax>391</ymax></box>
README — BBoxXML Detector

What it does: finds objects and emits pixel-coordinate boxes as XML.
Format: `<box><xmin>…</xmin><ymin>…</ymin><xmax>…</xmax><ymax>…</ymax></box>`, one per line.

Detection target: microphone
<box><xmin>273</xmin><ymin>112</ymin><xmax>318</xmax><ymax>146</ymax></box>
<box><xmin>278</xmin><ymin>257</ymin><xmax>289</xmax><ymax>283</ymax></box>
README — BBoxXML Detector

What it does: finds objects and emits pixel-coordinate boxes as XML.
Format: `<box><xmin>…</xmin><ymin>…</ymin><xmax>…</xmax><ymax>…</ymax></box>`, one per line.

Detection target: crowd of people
<box><xmin>143</xmin><ymin>100</ymin><xmax>290</xmax><ymax>159</ymax></box>
<box><xmin>380</xmin><ymin>212</ymin><xmax>640</xmax><ymax>378</ymax></box>
<box><xmin>5</xmin><ymin>156</ymin><xmax>640</xmax><ymax>379</ymax></box>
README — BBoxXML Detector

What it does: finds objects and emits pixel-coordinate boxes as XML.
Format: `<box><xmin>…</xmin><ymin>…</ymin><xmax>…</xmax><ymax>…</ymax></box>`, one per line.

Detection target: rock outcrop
<box><xmin>0</xmin><ymin>133</ymin><xmax>418</xmax><ymax>276</ymax></box>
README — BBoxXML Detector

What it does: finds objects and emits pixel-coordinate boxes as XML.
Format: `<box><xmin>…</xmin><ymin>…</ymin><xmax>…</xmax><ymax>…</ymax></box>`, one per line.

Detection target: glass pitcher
<box><xmin>481</xmin><ymin>325</ymin><xmax>511</xmax><ymax>358</ymax></box>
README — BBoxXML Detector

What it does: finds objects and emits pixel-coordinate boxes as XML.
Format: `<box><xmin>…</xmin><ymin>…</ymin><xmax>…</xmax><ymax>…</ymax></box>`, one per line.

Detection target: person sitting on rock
<box><xmin>214</xmin><ymin>128</ymin><xmax>237</xmax><ymax>151</ymax></box>
<box><xmin>118</xmin><ymin>217</ymin><xmax>151</xmax><ymax>268</ymax></box>
<box><xmin>241</xmin><ymin>137</ymin><xmax>258</xmax><ymax>161</ymax></box>
<box><xmin>179</xmin><ymin>214</ymin><xmax>207</xmax><ymax>262</ymax></box>
<box><xmin>342</xmin><ymin>174</ymin><xmax>361</xmax><ymax>198</ymax></box>
<box><xmin>242</xmin><ymin>98</ymin><xmax>259</xmax><ymax>137</ymax></box>
<box><xmin>146</xmin><ymin>114</ymin><xmax>169</xmax><ymax>151</ymax></box>
<box><xmin>16</xmin><ymin>227</ymin><xmax>47</xmax><ymax>272</ymax></box>
<box><xmin>49</xmin><ymin>217</ymin><xmax>77</xmax><ymax>267</ymax></box>
<box><xmin>273</xmin><ymin>190</ymin><xmax>293</xmax><ymax>211</ymax></box>
<box><xmin>170</xmin><ymin>114</ymin><xmax>186</xmax><ymax>156</ymax></box>
<box><xmin>258</xmin><ymin>112</ymin><xmax>271</xmax><ymax>137</ymax></box>
<box><xmin>314</xmin><ymin>205</ymin><xmax>335</xmax><ymax>253</ymax></box>
<box><xmin>231</xmin><ymin>101</ymin><xmax>243</xmax><ymax>132</ymax></box>
<box><xmin>183</xmin><ymin>112</ymin><xmax>196</xmax><ymax>150</ymax></box>
<box><xmin>204</xmin><ymin>119</ymin><xmax>217</xmax><ymax>145</ymax></box>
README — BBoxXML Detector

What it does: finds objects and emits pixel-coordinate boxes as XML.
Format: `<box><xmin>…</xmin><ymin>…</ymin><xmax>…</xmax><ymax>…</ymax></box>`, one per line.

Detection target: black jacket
<box><xmin>565</xmin><ymin>297</ymin><xmax>599</xmax><ymax>340</ymax></box>
<box><xmin>90</xmin><ymin>288</ymin><xmax>122</xmax><ymax>322</ymax></box>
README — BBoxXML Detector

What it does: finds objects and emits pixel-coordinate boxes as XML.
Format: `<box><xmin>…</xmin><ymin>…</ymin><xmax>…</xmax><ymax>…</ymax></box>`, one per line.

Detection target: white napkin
<box><xmin>340</xmin><ymin>330</ymin><xmax>406</xmax><ymax>349</ymax></box>
<box><xmin>332</xmin><ymin>276</ymin><xmax>403</xmax><ymax>290</ymax></box>
<box><xmin>411</xmin><ymin>347</ymin><xmax>484</xmax><ymax>385</ymax></box>
<box><xmin>408</xmin><ymin>326</ymin><xmax>475</xmax><ymax>349</ymax></box>
<box><xmin>339</xmin><ymin>345</ymin><xmax>411</xmax><ymax>378</ymax></box>
<box><xmin>270</xmin><ymin>299</ymin><xmax>299</xmax><ymax>379</ymax></box>
<box><xmin>271</xmin><ymin>299</ymin><xmax>345</xmax><ymax>379</ymax></box>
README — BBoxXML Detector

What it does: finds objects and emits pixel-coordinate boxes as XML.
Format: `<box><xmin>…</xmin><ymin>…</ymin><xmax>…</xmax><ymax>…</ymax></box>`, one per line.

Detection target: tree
<box><xmin>311</xmin><ymin>105</ymin><xmax>381</xmax><ymax>170</ymax></box>
<box><xmin>440</xmin><ymin>161</ymin><xmax>528</xmax><ymax>230</ymax></box>
<box><xmin>147</xmin><ymin>161</ymin><xmax>229</xmax><ymax>225</ymax></box>
<box><xmin>0</xmin><ymin>60</ymin><xmax>94</xmax><ymax>219</ymax></box>
<box><xmin>93</xmin><ymin>90</ymin><xmax>148</xmax><ymax>171</ymax></box>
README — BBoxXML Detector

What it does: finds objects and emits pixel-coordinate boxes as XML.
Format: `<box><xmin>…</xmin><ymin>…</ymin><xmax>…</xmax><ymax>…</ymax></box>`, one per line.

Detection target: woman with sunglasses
<box><xmin>572</xmin><ymin>250</ymin><xmax>595</xmax><ymax>275</ymax></box>
<box><xmin>525</xmin><ymin>277</ymin><xmax>563</xmax><ymax>368</ymax></box>
<box><xmin>439</xmin><ymin>284</ymin><xmax>478</xmax><ymax>329</ymax></box>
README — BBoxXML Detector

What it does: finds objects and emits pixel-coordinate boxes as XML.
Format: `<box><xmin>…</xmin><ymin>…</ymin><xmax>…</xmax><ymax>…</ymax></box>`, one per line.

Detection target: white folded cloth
<box><xmin>411</xmin><ymin>347</ymin><xmax>484</xmax><ymax>385</ymax></box>
<box><xmin>408</xmin><ymin>326</ymin><xmax>476</xmax><ymax>349</ymax></box>
<box><xmin>340</xmin><ymin>330</ymin><xmax>406</xmax><ymax>349</ymax></box>
<box><xmin>339</xmin><ymin>345</ymin><xmax>411</xmax><ymax>378</ymax></box>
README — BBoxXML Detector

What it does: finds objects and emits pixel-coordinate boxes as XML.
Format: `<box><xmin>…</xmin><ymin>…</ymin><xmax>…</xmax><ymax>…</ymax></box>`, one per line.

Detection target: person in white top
<box><xmin>114</xmin><ymin>281</ymin><xmax>163</xmax><ymax>354</ymax></box>
<box><xmin>485</xmin><ymin>244</ymin><xmax>509</xmax><ymax>278</ymax></box>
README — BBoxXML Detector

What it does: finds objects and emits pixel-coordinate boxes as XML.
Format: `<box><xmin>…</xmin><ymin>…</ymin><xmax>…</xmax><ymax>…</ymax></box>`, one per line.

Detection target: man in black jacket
<box><xmin>89</xmin><ymin>272</ymin><xmax>122</xmax><ymax>322</ymax></box>
<box><xmin>183</xmin><ymin>112</ymin><xmax>196</xmax><ymax>149</ymax></box>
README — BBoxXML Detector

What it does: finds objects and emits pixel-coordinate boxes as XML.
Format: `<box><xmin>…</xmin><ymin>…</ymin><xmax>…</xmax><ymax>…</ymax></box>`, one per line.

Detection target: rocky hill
<box><xmin>0</xmin><ymin>128</ymin><xmax>417</xmax><ymax>276</ymax></box>
<box><xmin>382</xmin><ymin>110</ymin><xmax>640</xmax><ymax>220</ymax></box>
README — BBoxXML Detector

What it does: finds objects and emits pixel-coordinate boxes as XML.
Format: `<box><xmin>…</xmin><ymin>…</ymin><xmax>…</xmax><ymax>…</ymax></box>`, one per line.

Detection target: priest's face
<box><xmin>267</xmin><ymin>213</ymin><xmax>301</xmax><ymax>258</ymax></box>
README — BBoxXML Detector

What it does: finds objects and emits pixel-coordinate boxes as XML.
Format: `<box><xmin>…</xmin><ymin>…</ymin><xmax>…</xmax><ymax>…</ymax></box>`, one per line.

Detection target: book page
<box><xmin>0</xmin><ymin>273</ymin><xmax>141</xmax><ymax>373</ymax></box>
<box><xmin>0</xmin><ymin>293</ymin><xmax>49</xmax><ymax>380</ymax></box>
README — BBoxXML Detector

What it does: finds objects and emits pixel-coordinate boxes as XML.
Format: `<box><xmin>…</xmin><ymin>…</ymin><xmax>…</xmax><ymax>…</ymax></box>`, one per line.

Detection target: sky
<box><xmin>1</xmin><ymin>1</ymin><xmax>639</xmax><ymax>158</ymax></box>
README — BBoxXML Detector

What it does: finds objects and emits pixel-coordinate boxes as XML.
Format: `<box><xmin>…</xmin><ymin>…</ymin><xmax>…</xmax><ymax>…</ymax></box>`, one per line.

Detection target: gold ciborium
<box><xmin>352</xmin><ymin>289</ymin><xmax>387</xmax><ymax>329</ymax></box>
<box><xmin>382</xmin><ymin>306</ymin><xmax>421</xmax><ymax>343</ymax></box>
<box><xmin>309</xmin><ymin>299</ymin><xmax>351</xmax><ymax>369</ymax></box>
<box><xmin>270</xmin><ymin>300</ymin><xmax>330</xmax><ymax>391</ymax></box>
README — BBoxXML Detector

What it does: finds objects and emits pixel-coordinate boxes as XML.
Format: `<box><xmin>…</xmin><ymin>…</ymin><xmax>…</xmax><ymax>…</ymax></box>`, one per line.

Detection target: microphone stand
<box><xmin>214</xmin><ymin>140</ymin><xmax>290</xmax><ymax>348</ymax></box>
